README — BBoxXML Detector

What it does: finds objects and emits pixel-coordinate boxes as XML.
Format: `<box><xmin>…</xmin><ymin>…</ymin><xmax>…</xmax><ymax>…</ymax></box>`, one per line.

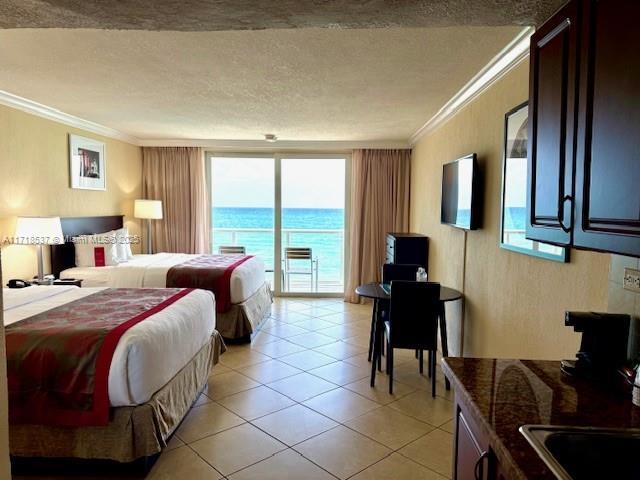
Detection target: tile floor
<box><xmin>19</xmin><ymin>297</ymin><xmax>455</xmax><ymax>480</ymax></box>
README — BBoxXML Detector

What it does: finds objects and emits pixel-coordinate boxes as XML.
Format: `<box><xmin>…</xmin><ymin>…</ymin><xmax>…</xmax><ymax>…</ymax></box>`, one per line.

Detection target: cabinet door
<box><xmin>455</xmin><ymin>411</ymin><xmax>489</xmax><ymax>480</ymax></box>
<box><xmin>526</xmin><ymin>0</ymin><xmax>580</xmax><ymax>245</ymax></box>
<box><xmin>573</xmin><ymin>0</ymin><xmax>640</xmax><ymax>256</ymax></box>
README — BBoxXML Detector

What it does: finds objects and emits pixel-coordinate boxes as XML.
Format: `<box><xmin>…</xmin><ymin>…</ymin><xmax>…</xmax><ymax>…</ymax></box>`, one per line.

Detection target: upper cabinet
<box><xmin>573</xmin><ymin>0</ymin><xmax>640</xmax><ymax>256</ymax></box>
<box><xmin>527</xmin><ymin>0</ymin><xmax>640</xmax><ymax>257</ymax></box>
<box><xmin>527</xmin><ymin>0</ymin><xmax>580</xmax><ymax>246</ymax></box>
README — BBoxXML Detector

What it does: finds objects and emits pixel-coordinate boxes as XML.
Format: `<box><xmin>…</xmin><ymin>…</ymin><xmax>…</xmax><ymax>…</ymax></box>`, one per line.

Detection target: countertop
<box><xmin>441</xmin><ymin>358</ymin><xmax>640</xmax><ymax>479</ymax></box>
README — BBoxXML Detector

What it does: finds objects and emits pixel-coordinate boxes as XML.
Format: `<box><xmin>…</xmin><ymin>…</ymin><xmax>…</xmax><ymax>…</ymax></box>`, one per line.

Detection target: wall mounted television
<box><xmin>441</xmin><ymin>153</ymin><xmax>481</xmax><ymax>230</ymax></box>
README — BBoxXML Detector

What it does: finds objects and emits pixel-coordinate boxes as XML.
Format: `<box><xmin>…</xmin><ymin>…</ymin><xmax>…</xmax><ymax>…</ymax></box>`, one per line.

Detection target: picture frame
<box><xmin>499</xmin><ymin>102</ymin><xmax>569</xmax><ymax>263</ymax></box>
<box><xmin>69</xmin><ymin>134</ymin><xmax>106</xmax><ymax>191</ymax></box>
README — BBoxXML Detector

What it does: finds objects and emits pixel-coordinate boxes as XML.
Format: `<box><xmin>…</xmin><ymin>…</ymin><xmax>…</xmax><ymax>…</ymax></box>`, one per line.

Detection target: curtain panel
<box><xmin>142</xmin><ymin>147</ymin><xmax>210</xmax><ymax>254</ymax></box>
<box><xmin>345</xmin><ymin>149</ymin><xmax>411</xmax><ymax>303</ymax></box>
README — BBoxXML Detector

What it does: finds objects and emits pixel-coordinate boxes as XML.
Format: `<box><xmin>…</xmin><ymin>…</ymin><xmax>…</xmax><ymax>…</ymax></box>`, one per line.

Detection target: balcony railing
<box><xmin>212</xmin><ymin>227</ymin><xmax>345</xmax><ymax>293</ymax></box>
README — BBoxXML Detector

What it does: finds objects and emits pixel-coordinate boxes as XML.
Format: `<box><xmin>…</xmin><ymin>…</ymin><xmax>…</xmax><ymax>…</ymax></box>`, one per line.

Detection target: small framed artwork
<box><xmin>499</xmin><ymin>102</ymin><xmax>569</xmax><ymax>262</ymax></box>
<box><xmin>69</xmin><ymin>134</ymin><xmax>106</xmax><ymax>191</ymax></box>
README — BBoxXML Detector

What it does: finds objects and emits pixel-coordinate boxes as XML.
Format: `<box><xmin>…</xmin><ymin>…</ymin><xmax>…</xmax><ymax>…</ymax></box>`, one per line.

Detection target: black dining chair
<box><xmin>382</xmin><ymin>263</ymin><xmax>424</xmax><ymax>363</ymax></box>
<box><xmin>367</xmin><ymin>264</ymin><xmax>422</xmax><ymax>364</ymax></box>
<box><xmin>377</xmin><ymin>280</ymin><xmax>441</xmax><ymax>397</ymax></box>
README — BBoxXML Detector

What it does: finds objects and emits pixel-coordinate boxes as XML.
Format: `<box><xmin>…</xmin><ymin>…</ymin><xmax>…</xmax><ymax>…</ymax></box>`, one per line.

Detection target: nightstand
<box><xmin>54</xmin><ymin>279</ymin><xmax>83</xmax><ymax>287</ymax></box>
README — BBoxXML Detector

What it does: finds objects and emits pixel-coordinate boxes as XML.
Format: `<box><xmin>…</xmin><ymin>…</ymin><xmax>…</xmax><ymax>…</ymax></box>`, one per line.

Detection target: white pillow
<box><xmin>114</xmin><ymin>227</ymin><xmax>134</xmax><ymax>262</ymax></box>
<box><xmin>73</xmin><ymin>233</ymin><xmax>120</xmax><ymax>267</ymax></box>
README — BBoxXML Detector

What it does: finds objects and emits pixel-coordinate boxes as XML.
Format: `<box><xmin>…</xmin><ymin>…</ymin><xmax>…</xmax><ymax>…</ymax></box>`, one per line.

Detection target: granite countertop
<box><xmin>442</xmin><ymin>358</ymin><xmax>640</xmax><ymax>479</ymax></box>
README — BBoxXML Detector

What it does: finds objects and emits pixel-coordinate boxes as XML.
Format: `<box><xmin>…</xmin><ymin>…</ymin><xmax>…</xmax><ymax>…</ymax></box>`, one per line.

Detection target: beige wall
<box><xmin>608</xmin><ymin>255</ymin><xmax>640</xmax><ymax>360</ymax></box>
<box><xmin>0</xmin><ymin>253</ymin><xmax>9</xmax><ymax>478</ymax></box>
<box><xmin>410</xmin><ymin>61</ymin><xmax>610</xmax><ymax>360</ymax></box>
<box><xmin>0</xmin><ymin>104</ymin><xmax>142</xmax><ymax>280</ymax></box>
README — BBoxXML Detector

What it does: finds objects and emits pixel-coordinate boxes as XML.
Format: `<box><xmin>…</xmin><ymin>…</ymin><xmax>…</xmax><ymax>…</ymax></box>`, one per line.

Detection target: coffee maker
<box><xmin>561</xmin><ymin>311</ymin><xmax>631</xmax><ymax>381</ymax></box>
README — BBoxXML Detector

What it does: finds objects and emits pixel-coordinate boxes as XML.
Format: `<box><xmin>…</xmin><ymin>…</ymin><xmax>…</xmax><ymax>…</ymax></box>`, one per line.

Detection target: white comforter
<box><xmin>3</xmin><ymin>286</ymin><xmax>216</xmax><ymax>407</ymax></box>
<box><xmin>61</xmin><ymin>253</ymin><xmax>265</xmax><ymax>304</ymax></box>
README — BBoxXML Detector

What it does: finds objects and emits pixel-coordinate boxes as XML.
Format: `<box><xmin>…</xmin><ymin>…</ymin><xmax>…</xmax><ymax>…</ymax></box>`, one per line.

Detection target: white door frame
<box><xmin>207</xmin><ymin>152</ymin><xmax>351</xmax><ymax>298</ymax></box>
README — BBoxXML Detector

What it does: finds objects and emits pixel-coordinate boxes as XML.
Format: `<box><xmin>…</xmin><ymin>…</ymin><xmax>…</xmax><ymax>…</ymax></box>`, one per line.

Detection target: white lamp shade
<box><xmin>134</xmin><ymin>200</ymin><xmax>163</xmax><ymax>220</ymax></box>
<box><xmin>15</xmin><ymin>216</ymin><xmax>64</xmax><ymax>245</ymax></box>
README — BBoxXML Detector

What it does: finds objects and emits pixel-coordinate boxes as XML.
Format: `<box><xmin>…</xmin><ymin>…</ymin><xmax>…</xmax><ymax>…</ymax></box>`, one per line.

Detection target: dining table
<box><xmin>355</xmin><ymin>282</ymin><xmax>463</xmax><ymax>390</ymax></box>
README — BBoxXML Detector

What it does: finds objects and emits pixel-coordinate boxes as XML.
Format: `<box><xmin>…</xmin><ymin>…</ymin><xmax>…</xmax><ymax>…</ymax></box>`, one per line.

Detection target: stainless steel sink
<box><xmin>520</xmin><ymin>425</ymin><xmax>640</xmax><ymax>480</ymax></box>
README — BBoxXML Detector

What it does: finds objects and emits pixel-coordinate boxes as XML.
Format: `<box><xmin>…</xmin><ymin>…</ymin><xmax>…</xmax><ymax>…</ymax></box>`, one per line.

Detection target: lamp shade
<box><xmin>134</xmin><ymin>200</ymin><xmax>163</xmax><ymax>220</ymax></box>
<box><xmin>15</xmin><ymin>216</ymin><xmax>64</xmax><ymax>245</ymax></box>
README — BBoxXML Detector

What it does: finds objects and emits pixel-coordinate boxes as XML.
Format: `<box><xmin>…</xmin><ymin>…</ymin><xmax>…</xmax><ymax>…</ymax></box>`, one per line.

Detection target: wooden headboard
<box><xmin>51</xmin><ymin>215</ymin><xmax>124</xmax><ymax>279</ymax></box>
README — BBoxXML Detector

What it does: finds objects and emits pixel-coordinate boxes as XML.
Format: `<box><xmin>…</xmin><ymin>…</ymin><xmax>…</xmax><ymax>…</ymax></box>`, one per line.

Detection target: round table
<box><xmin>356</xmin><ymin>282</ymin><xmax>463</xmax><ymax>389</ymax></box>
<box><xmin>355</xmin><ymin>283</ymin><xmax>463</xmax><ymax>303</ymax></box>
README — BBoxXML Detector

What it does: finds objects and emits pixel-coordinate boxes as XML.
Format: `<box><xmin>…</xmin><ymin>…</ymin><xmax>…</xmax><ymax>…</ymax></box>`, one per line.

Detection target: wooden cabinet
<box><xmin>385</xmin><ymin>233</ymin><xmax>429</xmax><ymax>270</ymax></box>
<box><xmin>526</xmin><ymin>0</ymin><xmax>580</xmax><ymax>246</ymax></box>
<box><xmin>455</xmin><ymin>408</ymin><xmax>490</xmax><ymax>480</ymax></box>
<box><xmin>573</xmin><ymin>0</ymin><xmax>640</xmax><ymax>256</ymax></box>
<box><xmin>527</xmin><ymin>0</ymin><xmax>640</xmax><ymax>257</ymax></box>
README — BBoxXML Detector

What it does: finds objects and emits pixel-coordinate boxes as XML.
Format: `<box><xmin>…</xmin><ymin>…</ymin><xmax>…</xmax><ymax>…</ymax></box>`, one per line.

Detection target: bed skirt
<box><xmin>9</xmin><ymin>331</ymin><xmax>226</xmax><ymax>464</ymax></box>
<box><xmin>216</xmin><ymin>282</ymin><xmax>272</xmax><ymax>339</ymax></box>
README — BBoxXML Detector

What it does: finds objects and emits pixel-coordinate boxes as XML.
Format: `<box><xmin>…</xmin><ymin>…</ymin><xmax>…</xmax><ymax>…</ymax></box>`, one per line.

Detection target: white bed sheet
<box><xmin>61</xmin><ymin>253</ymin><xmax>265</xmax><ymax>304</ymax></box>
<box><xmin>3</xmin><ymin>285</ymin><xmax>216</xmax><ymax>407</ymax></box>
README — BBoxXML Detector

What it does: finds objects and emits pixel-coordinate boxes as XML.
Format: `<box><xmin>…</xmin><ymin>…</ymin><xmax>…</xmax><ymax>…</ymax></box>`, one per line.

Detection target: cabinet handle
<box><xmin>474</xmin><ymin>451</ymin><xmax>489</xmax><ymax>480</ymax></box>
<box><xmin>558</xmin><ymin>195</ymin><xmax>573</xmax><ymax>233</ymax></box>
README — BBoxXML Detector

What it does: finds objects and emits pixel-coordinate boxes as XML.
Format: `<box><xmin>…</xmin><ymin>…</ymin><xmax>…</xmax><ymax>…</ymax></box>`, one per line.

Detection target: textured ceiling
<box><xmin>1</xmin><ymin>0</ymin><xmax>564</xmax><ymax>31</ymax></box>
<box><xmin>0</xmin><ymin>27</ymin><xmax>523</xmax><ymax>141</ymax></box>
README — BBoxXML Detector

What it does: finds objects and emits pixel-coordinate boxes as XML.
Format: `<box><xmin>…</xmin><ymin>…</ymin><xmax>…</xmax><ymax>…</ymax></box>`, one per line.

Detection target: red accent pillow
<box><xmin>93</xmin><ymin>247</ymin><xmax>106</xmax><ymax>267</ymax></box>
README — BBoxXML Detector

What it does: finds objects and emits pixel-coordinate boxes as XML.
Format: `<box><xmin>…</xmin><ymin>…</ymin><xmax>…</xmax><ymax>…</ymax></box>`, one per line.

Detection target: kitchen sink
<box><xmin>520</xmin><ymin>425</ymin><xmax>640</xmax><ymax>479</ymax></box>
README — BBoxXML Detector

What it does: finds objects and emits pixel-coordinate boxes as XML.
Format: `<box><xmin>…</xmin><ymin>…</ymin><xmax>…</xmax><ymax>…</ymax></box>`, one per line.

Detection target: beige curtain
<box><xmin>345</xmin><ymin>149</ymin><xmax>411</xmax><ymax>303</ymax></box>
<box><xmin>142</xmin><ymin>147</ymin><xmax>210</xmax><ymax>254</ymax></box>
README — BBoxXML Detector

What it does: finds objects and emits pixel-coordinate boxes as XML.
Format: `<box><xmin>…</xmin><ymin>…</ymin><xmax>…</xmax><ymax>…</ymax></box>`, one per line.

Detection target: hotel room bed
<box><xmin>4</xmin><ymin>285</ymin><xmax>225</xmax><ymax>464</ymax></box>
<box><xmin>52</xmin><ymin>216</ymin><xmax>272</xmax><ymax>340</ymax></box>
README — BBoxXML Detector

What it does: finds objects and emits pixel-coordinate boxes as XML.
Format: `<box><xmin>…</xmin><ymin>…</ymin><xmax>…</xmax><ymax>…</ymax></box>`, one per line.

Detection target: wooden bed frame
<box><xmin>51</xmin><ymin>215</ymin><xmax>124</xmax><ymax>279</ymax></box>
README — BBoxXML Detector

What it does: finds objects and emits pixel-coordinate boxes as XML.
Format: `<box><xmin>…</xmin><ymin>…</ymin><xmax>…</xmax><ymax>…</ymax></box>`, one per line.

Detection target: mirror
<box><xmin>500</xmin><ymin>102</ymin><xmax>569</xmax><ymax>262</ymax></box>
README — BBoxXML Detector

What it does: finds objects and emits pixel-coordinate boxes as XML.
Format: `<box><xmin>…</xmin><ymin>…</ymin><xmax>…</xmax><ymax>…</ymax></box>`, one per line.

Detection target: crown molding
<box><xmin>137</xmin><ymin>138</ymin><xmax>411</xmax><ymax>151</ymax></box>
<box><xmin>0</xmin><ymin>90</ymin><xmax>140</xmax><ymax>145</ymax></box>
<box><xmin>409</xmin><ymin>26</ymin><xmax>534</xmax><ymax>146</ymax></box>
<box><xmin>0</xmin><ymin>89</ymin><xmax>410</xmax><ymax>150</ymax></box>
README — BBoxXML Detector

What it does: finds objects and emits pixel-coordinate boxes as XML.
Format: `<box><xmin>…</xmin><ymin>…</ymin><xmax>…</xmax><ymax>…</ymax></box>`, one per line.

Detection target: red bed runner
<box><xmin>166</xmin><ymin>254</ymin><xmax>253</xmax><ymax>313</ymax></box>
<box><xmin>5</xmin><ymin>287</ymin><xmax>193</xmax><ymax>427</ymax></box>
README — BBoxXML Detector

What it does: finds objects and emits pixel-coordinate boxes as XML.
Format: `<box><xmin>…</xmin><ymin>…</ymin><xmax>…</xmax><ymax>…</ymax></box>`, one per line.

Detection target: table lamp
<box><xmin>134</xmin><ymin>199</ymin><xmax>163</xmax><ymax>254</ymax></box>
<box><xmin>15</xmin><ymin>216</ymin><xmax>64</xmax><ymax>284</ymax></box>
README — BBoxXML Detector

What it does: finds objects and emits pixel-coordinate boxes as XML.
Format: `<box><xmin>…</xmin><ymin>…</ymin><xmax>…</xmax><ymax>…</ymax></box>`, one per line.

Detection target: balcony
<box><xmin>212</xmin><ymin>227</ymin><xmax>345</xmax><ymax>293</ymax></box>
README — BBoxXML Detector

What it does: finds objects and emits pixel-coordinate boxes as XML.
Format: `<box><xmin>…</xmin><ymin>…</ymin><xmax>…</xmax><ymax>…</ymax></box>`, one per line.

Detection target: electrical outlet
<box><xmin>623</xmin><ymin>267</ymin><xmax>640</xmax><ymax>293</ymax></box>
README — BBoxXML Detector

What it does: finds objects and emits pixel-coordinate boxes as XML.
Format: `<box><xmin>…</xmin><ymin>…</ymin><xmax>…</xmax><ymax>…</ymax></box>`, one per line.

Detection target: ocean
<box><xmin>212</xmin><ymin>207</ymin><xmax>345</xmax><ymax>282</ymax></box>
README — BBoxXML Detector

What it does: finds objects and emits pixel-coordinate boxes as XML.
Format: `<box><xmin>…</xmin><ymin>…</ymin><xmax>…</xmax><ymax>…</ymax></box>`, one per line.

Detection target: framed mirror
<box><xmin>500</xmin><ymin>102</ymin><xmax>569</xmax><ymax>262</ymax></box>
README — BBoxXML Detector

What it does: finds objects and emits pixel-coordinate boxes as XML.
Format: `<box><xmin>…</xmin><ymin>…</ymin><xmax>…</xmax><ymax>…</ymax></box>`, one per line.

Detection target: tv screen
<box><xmin>441</xmin><ymin>154</ymin><xmax>480</xmax><ymax>230</ymax></box>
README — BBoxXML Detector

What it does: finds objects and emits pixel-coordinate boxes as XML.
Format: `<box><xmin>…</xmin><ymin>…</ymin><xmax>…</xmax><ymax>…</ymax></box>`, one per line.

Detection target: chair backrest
<box><xmin>285</xmin><ymin>247</ymin><xmax>312</xmax><ymax>260</ymax></box>
<box><xmin>389</xmin><ymin>280</ymin><xmax>440</xmax><ymax>350</ymax></box>
<box><xmin>219</xmin><ymin>245</ymin><xmax>246</xmax><ymax>255</ymax></box>
<box><xmin>382</xmin><ymin>263</ymin><xmax>421</xmax><ymax>284</ymax></box>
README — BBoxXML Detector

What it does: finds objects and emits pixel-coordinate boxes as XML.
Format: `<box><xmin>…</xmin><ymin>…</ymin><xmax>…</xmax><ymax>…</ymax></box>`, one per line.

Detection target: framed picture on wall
<box><xmin>69</xmin><ymin>134</ymin><xmax>106</xmax><ymax>191</ymax></box>
<box><xmin>499</xmin><ymin>102</ymin><xmax>569</xmax><ymax>262</ymax></box>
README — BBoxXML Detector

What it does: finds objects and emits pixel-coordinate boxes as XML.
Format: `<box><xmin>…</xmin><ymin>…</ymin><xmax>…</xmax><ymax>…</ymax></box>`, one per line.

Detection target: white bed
<box><xmin>60</xmin><ymin>252</ymin><xmax>266</xmax><ymax>304</ymax></box>
<box><xmin>3</xmin><ymin>285</ymin><xmax>216</xmax><ymax>407</ymax></box>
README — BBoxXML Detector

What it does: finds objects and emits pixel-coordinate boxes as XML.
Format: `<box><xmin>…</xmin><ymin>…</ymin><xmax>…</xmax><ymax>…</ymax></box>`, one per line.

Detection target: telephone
<box><xmin>7</xmin><ymin>279</ymin><xmax>31</xmax><ymax>288</ymax></box>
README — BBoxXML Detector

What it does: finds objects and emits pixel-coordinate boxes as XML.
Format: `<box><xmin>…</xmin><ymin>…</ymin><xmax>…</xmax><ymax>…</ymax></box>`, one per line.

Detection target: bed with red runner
<box><xmin>60</xmin><ymin>252</ymin><xmax>272</xmax><ymax>339</ymax></box>
<box><xmin>4</xmin><ymin>285</ymin><xmax>223</xmax><ymax>465</ymax></box>
<box><xmin>166</xmin><ymin>254</ymin><xmax>253</xmax><ymax>314</ymax></box>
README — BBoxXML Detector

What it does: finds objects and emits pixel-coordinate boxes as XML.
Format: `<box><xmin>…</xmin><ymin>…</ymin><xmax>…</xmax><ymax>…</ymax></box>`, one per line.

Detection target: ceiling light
<box><xmin>264</xmin><ymin>134</ymin><xmax>277</xmax><ymax>142</ymax></box>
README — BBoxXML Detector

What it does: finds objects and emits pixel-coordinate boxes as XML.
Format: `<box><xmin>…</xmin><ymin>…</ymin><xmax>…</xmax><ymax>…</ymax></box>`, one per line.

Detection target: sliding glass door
<box><xmin>209</xmin><ymin>153</ymin><xmax>349</xmax><ymax>296</ymax></box>
<box><xmin>210</xmin><ymin>155</ymin><xmax>275</xmax><ymax>288</ymax></box>
<box><xmin>281</xmin><ymin>157</ymin><xmax>346</xmax><ymax>294</ymax></box>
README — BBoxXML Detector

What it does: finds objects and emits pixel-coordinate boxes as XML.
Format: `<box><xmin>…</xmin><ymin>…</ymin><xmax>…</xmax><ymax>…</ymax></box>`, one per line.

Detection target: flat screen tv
<box><xmin>441</xmin><ymin>153</ymin><xmax>481</xmax><ymax>230</ymax></box>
